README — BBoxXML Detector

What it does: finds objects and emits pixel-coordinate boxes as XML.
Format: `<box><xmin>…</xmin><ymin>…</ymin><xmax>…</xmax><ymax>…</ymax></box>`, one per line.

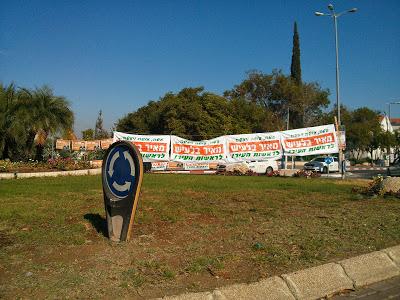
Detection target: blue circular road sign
<box><xmin>104</xmin><ymin>143</ymin><xmax>136</xmax><ymax>199</ymax></box>
<box><xmin>102</xmin><ymin>140</ymin><xmax>144</xmax><ymax>242</ymax></box>
<box><xmin>324</xmin><ymin>157</ymin><xmax>334</xmax><ymax>165</ymax></box>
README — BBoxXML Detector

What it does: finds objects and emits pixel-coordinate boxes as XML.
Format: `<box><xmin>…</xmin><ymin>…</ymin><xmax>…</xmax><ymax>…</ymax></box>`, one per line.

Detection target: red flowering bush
<box><xmin>266</xmin><ymin>170</ymin><xmax>280</xmax><ymax>177</ymax></box>
<box><xmin>293</xmin><ymin>169</ymin><xmax>321</xmax><ymax>178</ymax></box>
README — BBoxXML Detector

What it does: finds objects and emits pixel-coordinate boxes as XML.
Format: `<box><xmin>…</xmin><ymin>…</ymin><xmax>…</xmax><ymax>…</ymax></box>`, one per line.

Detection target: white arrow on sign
<box><xmin>112</xmin><ymin>181</ymin><xmax>131</xmax><ymax>192</ymax></box>
<box><xmin>108</xmin><ymin>151</ymin><xmax>119</xmax><ymax>177</ymax></box>
<box><xmin>123</xmin><ymin>151</ymin><xmax>135</xmax><ymax>176</ymax></box>
<box><xmin>107</xmin><ymin>149</ymin><xmax>135</xmax><ymax>193</ymax></box>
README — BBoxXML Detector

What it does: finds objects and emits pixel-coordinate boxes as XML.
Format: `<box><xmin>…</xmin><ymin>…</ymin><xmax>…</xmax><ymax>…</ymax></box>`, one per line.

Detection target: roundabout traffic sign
<box><xmin>324</xmin><ymin>157</ymin><xmax>334</xmax><ymax>165</ymax></box>
<box><xmin>102</xmin><ymin>141</ymin><xmax>143</xmax><ymax>242</ymax></box>
<box><xmin>105</xmin><ymin>146</ymin><xmax>136</xmax><ymax>199</ymax></box>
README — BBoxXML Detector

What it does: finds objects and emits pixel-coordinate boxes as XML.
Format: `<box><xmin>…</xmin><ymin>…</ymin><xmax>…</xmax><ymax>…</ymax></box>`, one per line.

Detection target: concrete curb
<box><xmin>0</xmin><ymin>168</ymin><xmax>101</xmax><ymax>179</ymax></box>
<box><xmin>155</xmin><ymin>170</ymin><xmax>217</xmax><ymax>175</ymax></box>
<box><xmin>349</xmin><ymin>167</ymin><xmax>386</xmax><ymax>171</ymax></box>
<box><xmin>158</xmin><ymin>245</ymin><xmax>400</xmax><ymax>300</ymax></box>
<box><xmin>383</xmin><ymin>245</ymin><xmax>400</xmax><ymax>267</ymax></box>
<box><xmin>281</xmin><ymin>263</ymin><xmax>353</xmax><ymax>300</ymax></box>
<box><xmin>339</xmin><ymin>250</ymin><xmax>400</xmax><ymax>288</ymax></box>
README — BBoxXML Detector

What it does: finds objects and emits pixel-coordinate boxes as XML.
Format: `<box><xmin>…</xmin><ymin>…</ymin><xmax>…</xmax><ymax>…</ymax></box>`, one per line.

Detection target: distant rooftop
<box><xmin>390</xmin><ymin>118</ymin><xmax>400</xmax><ymax>125</ymax></box>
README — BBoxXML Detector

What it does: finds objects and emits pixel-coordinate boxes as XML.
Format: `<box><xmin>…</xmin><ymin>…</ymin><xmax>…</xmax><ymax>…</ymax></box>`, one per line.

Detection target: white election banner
<box><xmin>170</xmin><ymin>136</ymin><xmax>226</xmax><ymax>163</ymax></box>
<box><xmin>151</xmin><ymin>162</ymin><xmax>168</xmax><ymax>171</ymax></box>
<box><xmin>183</xmin><ymin>163</ymin><xmax>210</xmax><ymax>170</ymax></box>
<box><xmin>113</xmin><ymin>131</ymin><xmax>170</xmax><ymax>162</ymax></box>
<box><xmin>281</xmin><ymin>124</ymin><xmax>339</xmax><ymax>156</ymax></box>
<box><xmin>225</xmin><ymin>132</ymin><xmax>282</xmax><ymax>162</ymax></box>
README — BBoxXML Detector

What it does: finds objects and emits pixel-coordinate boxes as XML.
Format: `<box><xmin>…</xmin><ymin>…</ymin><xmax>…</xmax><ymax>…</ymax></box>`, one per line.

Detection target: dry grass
<box><xmin>0</xmin><ymin>174</ymin><xmax>399</xmax><ymax>299</ymax></box>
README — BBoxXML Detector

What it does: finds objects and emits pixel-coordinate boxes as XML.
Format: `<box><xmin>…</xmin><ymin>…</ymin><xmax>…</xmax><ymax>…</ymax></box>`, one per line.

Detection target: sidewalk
<box><xmin>157</xmin><ymin>245</ymin><xmax>400</xmax><ymax>300</ymax></box>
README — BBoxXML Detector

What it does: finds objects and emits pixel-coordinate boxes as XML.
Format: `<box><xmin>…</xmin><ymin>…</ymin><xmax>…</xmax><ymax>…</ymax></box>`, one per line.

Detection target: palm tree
<box><xmin>0</xmin><ymin>83</ymin><xmax>28</xmax><ymax>160</ymax></box>
<box><xmin>19</xmin><ymin>86</ymin><xmax>74</xmax><ymax>160</ymax></box>
<box><xmin>1</xmin><ymin>84</ymin><xmax>74</xmax><ymax>160</ymax></box>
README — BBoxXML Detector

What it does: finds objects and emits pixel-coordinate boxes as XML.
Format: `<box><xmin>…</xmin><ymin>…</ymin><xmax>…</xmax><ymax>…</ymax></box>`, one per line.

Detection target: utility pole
<box><xmin>285</xmin><ymin>108</ymin><xmax>290</xmax><ymax>169</ymax></box>
<box><xmin>315</xmin><ymin>4</ymin><xmax>357</xmax><ymax>179</ymax></box>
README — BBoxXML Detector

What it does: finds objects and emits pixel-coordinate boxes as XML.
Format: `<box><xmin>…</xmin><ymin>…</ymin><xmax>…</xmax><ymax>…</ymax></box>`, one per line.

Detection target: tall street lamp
<box><xmin>386</xmin><ymin>101</ymin><xmax>400</xmax><ymax>163</ymax></box>
<box><xmin>315</xmin><ymin>4</ymin><xmax>357</xmax><ymax>176</ymax></box>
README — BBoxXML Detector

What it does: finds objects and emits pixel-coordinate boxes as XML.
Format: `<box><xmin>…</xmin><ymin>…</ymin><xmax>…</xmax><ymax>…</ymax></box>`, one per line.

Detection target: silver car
<box><xmin>303</xmin><ymin>156</ymin><xmax>339</xmax><ymax>173</ymax></box>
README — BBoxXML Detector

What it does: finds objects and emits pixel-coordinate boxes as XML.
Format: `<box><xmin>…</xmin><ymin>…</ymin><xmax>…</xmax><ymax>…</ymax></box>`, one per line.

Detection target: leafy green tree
<box><xmin>228</xmin><ymin>97</ymin><xmax>282</xmax><ymax>133</ymax></box>
<box><xmin>393</xmin><ymin>131</ymin><xmax>400</xmax><ymax>158</ymax></box>
<box><xmin>324</xmin><ymin>106</ymin><xmax>382</xmax><ymax>160</ymax></box>
<box><xmin>350</xmin><ymin>108</ymin><xmax>382</xmax><ymax>160</ymax></box>
<box><xmin>157</xmin><ymin>87</ymin><xmax>231</xmax><ymax>139</ymax></box>
<box><xmin>117</xmin><ymin>73</ymin><xmax>330</xmax><ymax>139</ymax></box>
<box><xmin>94</xmin><ymin>110</ymin><xmax>110</xmax><ymax>139</ymax></box>
<box><xmin>224</xmin><ymin>70</ymin><xmax>329</xmax><ymax>129</ymax></box>
<box><xmin>290</xmin><ymin>21</ymin><xmax>302</xmax><ymax>85</ymax></box>
<box><xmin>82</xmin><ymin>128</ymin><xmax>94</xmax><ymax>140</ymax></box>
<box><xmin>224</xmin><ymin>70</ymin><xmax>280</xmax><ymax>110</ymax></box>
<box><xmin>288</xmin><ymin>81</ymin><xmax>330</xmax><ymax>128</ymax></box>
<box><xmin>116</xmin><ymin>87</ymin><xmax>273</xmax><ymax>140</ymax></box>
<box><xmin>116</xmin><ymin>101</ymin><xmax>161</xmax><ymax>134</ymax></box>
<box><xmin>375</xmin><ymin>130</ymin><xmax>396</xmax><ymax>159</ymax></box>
<box><xmin>321</xmin><ymin>104</ymin><xmax>353</xmax><ymax>127</ymax></box>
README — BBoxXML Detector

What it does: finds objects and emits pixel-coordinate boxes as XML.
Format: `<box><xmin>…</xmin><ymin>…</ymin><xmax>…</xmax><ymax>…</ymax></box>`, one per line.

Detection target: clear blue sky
<box><xmin>1</xmin><ymin>1</ymin><xmax>399</xmax><ymax>135</ymax></box>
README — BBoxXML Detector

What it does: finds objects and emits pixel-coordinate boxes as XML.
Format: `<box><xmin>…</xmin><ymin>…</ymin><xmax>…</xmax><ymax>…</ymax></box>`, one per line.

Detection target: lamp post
<box><xmin>315</xmin><ymin>4</ymin><xmax>357</xmax><ymax>177</ymax></box>
<box><xmin>285</xmin><ymin>107</ymin><xmax>289</xmax><ymax>169</ymax></box>
<box><xmin>385</xmin><ymin>102</ymin><xmax>400</xmax><ymax>163</ymax></box>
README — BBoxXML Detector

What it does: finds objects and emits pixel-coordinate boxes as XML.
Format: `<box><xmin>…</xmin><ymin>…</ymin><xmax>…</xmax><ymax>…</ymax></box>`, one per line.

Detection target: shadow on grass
<box><xmin>84</xmin><ymin>213</ymin><xmax>108</xmax><ymax>238</ymax></box>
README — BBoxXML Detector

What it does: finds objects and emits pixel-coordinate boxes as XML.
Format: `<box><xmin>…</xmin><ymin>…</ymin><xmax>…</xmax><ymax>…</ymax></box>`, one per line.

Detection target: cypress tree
<box><xmin>290</xmin><ymin>21</ymin><xmax>302</xmax><ymax>85</ymax></box>
<box><xmin>94</xmin><ymin>110</ymin><xmax>109</xmax><ymax>139</ymax></box>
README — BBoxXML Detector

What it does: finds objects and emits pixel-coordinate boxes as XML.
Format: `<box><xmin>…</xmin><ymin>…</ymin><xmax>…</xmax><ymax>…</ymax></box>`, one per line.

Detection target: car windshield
<box><xmin>311</xmin><ymin>158</ymin><xmax>326</xmax><ymax>162</ymax></box>
<box><xmin>311</xmin><ymin>157</ymin><xmax>337</xmax><ymax>163</ymax></box>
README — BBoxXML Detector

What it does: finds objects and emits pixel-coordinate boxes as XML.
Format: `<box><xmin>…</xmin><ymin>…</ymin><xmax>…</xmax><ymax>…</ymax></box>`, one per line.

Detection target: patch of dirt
<box><xmin>0</xmin><ymin>231</ymin><xmax>13</xmax><ymax>248</ymax></box>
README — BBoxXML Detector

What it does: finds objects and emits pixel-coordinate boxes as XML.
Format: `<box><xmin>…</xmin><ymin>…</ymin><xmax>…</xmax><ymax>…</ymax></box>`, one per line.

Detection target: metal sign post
<box><xmin>324</xmin><ymin>156</ymin><xmax>334</xmax><ymax>176</ymax></box>
<box><xmin>101</xmin><ymin>141</ymin><xmax>143</xmax><ymax>242</ymax></box>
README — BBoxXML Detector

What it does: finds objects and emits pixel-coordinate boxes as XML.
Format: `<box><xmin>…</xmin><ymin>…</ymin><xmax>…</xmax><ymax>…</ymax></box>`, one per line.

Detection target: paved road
<box><xmin>333</xmin><ymin>276</ymin><xmax>400</xmax><ymax>299</ymax></box>
<box><xmin>347</xmin><ymin>169</ymin><xmax>387</xmax><ymax>179</ymax></box>
<box><xmin>318</xmin><ymin>169</ymin><xmax>386</xmax><ymax>180</ymax></box>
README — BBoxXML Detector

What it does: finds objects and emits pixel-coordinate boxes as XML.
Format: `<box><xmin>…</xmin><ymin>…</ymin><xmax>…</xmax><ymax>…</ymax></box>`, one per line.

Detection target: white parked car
<box><xmin>303</xmin><ymin>156</ymin><xmax>339</xmax><ymax>173</ymax></box>
<box><xmin>217</xmin><ymin>160</ymin><xmax>278</xmax><ymax>175</ymax></box>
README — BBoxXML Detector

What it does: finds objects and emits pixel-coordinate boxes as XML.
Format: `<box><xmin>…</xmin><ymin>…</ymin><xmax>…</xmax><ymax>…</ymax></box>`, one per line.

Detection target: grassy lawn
<box><xmin>0</xmin><ymin>174</ymin><xmax>399</xmax><ymax>299</ymax></box>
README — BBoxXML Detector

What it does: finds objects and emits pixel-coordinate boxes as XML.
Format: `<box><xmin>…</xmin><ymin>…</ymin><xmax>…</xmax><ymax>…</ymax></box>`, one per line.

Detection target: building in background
<box><xmin>390</xmin><ymin>118</ymin><xmax>400</xmax><ymax>132</ymax></box>
<box><xmin>380</xmin><ymin>115</ymin><xmax>394</xmax><ymax>132</ymax></box>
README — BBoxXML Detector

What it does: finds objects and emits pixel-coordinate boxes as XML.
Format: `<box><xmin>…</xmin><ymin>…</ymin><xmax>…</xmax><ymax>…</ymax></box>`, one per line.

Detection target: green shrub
<box><xmin>59</xmin><ymin>149</ymin><xmax>72</xmax><ymax>159</ymax></box>
<box><xmin>87</xmin><ymin>149</ymin><xmax>105</xmax><ymax>160</ymax></box>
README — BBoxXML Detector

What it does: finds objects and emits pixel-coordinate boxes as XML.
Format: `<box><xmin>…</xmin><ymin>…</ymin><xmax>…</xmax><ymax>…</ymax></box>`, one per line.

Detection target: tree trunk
<box><xmin>2</xmin><ymin>141</ymin><xmax>9</xmax><ymax>159</ymax></box>
<box><xmin>370</xmin><ymin>149</ymin><xmax>374</xmax><ymax>166</ymax></box>
<box><xmin>355</xmin><ymin>149</ymin><xmax>361</xmax><ymax>161</ymax></box>
<box><xmin>35</xmin><ymin>144</ymin><xmax>44</xmax><ymax>161</ymax></box>
<box><xmin>26</xmin><ymin>131</ymin><xmax>36</xmax><ymax>158</ymax></box>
